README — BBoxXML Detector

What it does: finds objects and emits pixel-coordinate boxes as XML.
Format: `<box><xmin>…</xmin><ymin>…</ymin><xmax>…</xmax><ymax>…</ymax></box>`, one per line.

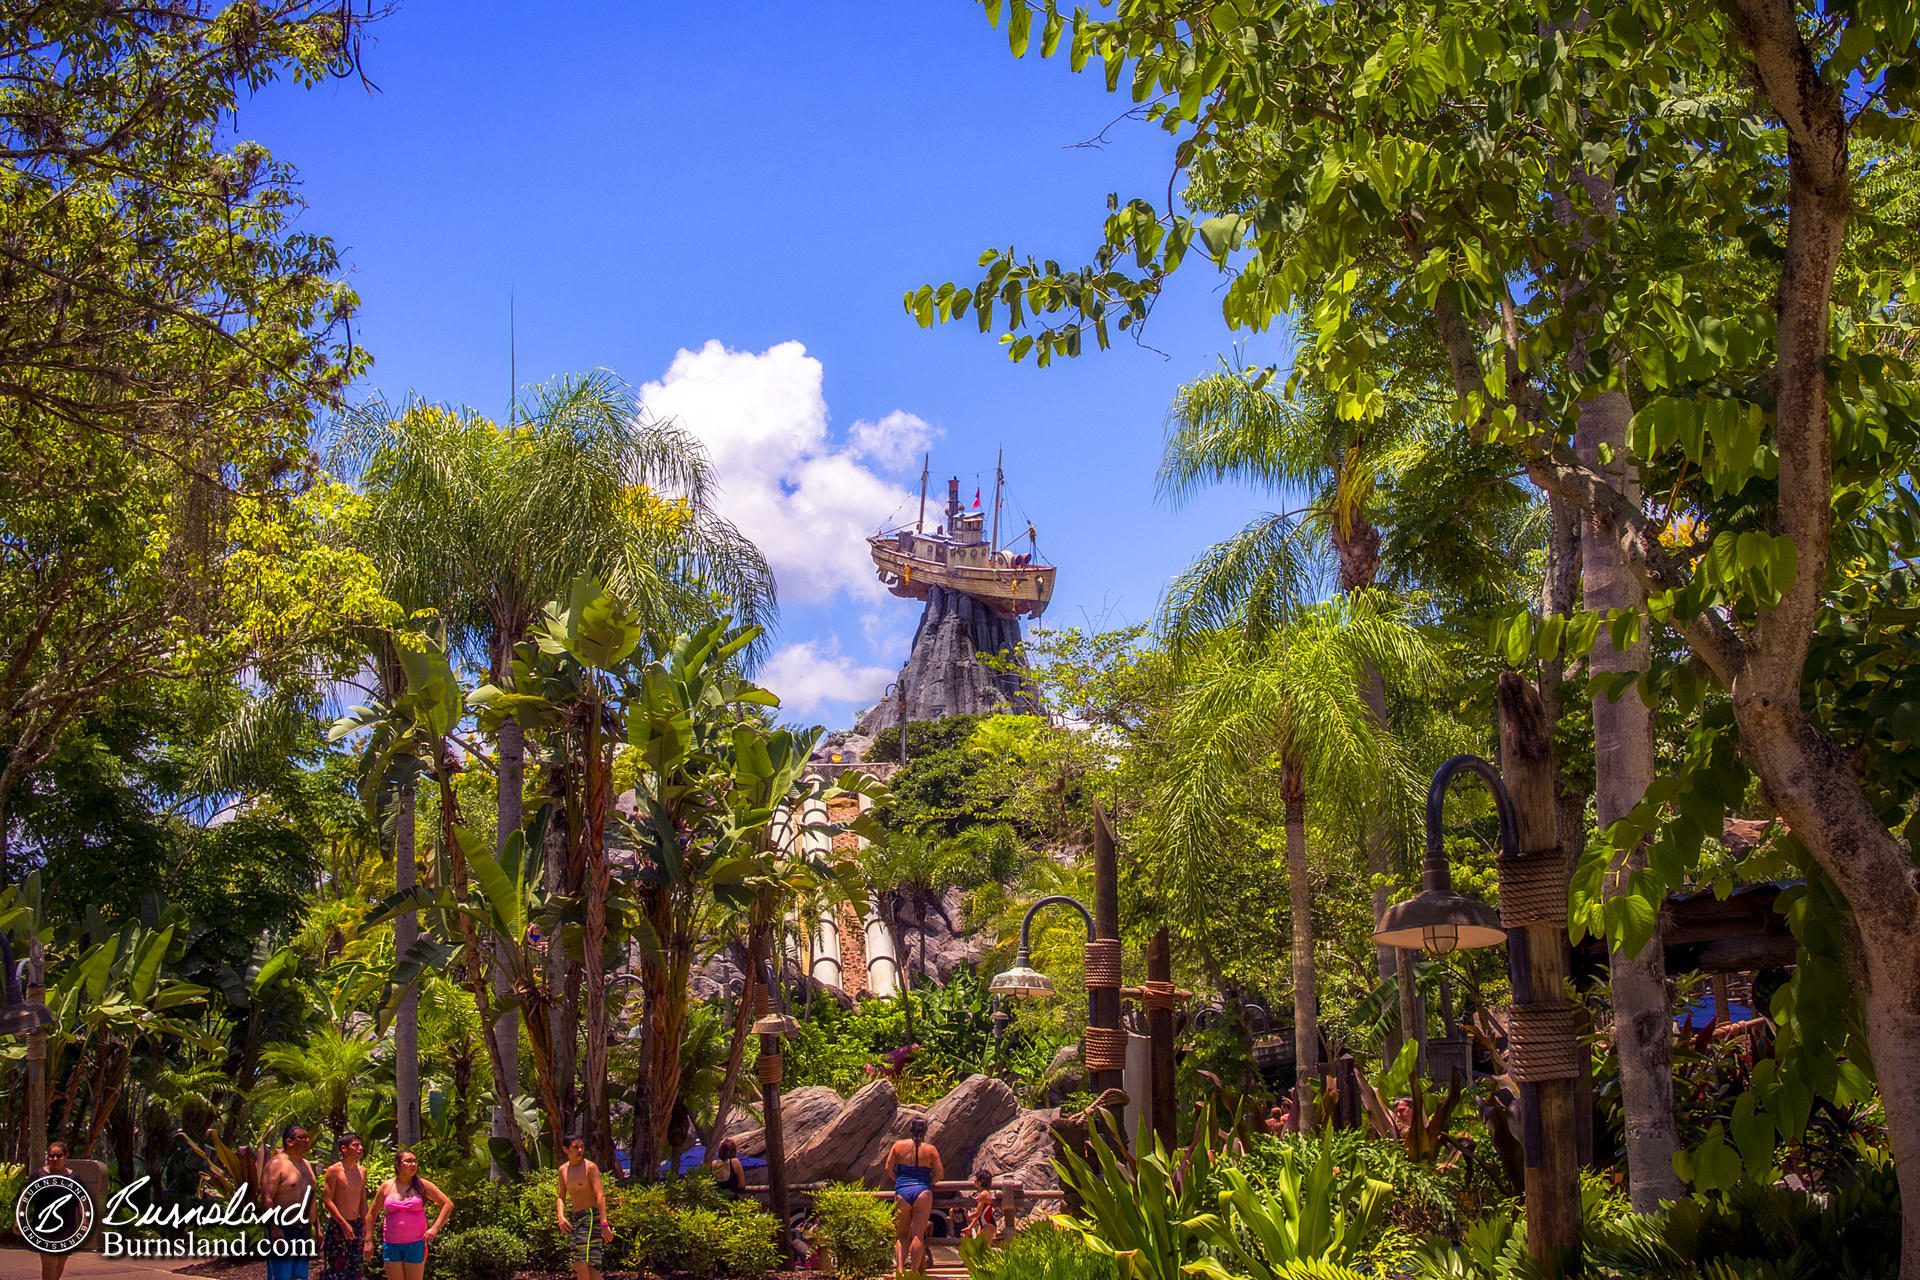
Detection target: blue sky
<box><xmin>247</xmin><ymin>2</ymin><xmax>1279</xmax><ymax>727</ymax></box>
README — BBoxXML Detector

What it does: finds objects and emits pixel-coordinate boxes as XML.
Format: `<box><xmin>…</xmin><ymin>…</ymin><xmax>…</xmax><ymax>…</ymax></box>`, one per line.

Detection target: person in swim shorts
<box><xmin>556</xmin><ymin>1135</ymin><xmax>613</xmax><ymax>1280</ymax></box>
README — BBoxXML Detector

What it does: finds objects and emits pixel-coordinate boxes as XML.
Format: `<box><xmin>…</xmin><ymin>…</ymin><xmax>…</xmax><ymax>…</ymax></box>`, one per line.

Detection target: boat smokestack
<box><xmin>946</xmin><ymin>477</ymin><xmax>960</xmax><ymax>521</ymax></box>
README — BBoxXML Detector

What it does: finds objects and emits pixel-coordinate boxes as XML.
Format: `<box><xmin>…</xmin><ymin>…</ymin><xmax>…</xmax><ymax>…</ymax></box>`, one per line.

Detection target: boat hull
<box><xmin>868</xmin><ymin>536</ymin><xmax>1054</xmax><ymax>619</ymax></box>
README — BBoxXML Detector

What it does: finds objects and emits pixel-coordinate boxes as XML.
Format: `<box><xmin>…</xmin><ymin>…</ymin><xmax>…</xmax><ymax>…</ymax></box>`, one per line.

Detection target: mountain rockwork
<box><xmin>858</xmin><ymin>585</ymin><xmax>1035</xmax><ymax>734</ymax></box>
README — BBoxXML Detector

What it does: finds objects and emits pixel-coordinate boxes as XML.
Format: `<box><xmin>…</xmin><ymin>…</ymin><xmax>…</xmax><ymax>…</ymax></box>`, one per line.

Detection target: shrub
<box><xmin>612</xmin><ymin>1182</ymin><xmax>782</xmax><ymax>1277</ymax></box>
<box><xmin>961</xmin><ymin>1224</ymin><xmax>1117</xmax><ymax>1280</ymax></box>
<box><xmin>432</xmin><ymin>1227</ymin><xmax>529</xmax><ymax>1280</ymax></box>
<box><xmin>0</xmin><ymin>1163</ymin><xmax>23</xmax><ymax>1237</ymax></box>
<box><xmin>716</xmin><ymin>1201</ymin><xmax>782</xmax><ymax>1275</ymax></box>
<box><xmin>505</xmin><ymin>1171</ymin><xmax>569</xmax><ymax>1270</ymax></box>
<box><xmin>812</xmin><ymin>1182</ymin><xmax>896</xmax><ymax>1280</ymax></box>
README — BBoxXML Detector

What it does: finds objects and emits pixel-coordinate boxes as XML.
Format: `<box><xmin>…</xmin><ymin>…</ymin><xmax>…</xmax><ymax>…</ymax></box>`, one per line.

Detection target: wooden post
<box><xmin>1496</xmin><ymin>673</ymin><xmax>1581</xmax><ymax>1272</ymax></box>
<box><xmin>25</xmin><ymin>937</ymin><xmax>45</xmax><ymax>1173</ymax></box>
<box><xmin>756</xmin><ymin>952</ymin><xmax>791</xmax><ymax>1259</ymax></box>
<box><xmin>1089</xmin><ymin>804</ymin><xmax>1124</xmax><ymax>1097</ymax></box>
<box><xmin>1147</xmin><ymin>928</ymin><xmax>1177</xmax><ymax>1152</ymax></box>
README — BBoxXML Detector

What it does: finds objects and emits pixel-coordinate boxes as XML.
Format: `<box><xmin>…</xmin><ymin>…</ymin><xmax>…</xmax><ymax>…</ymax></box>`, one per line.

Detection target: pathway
<box><xmin>0</xmin><ymin>1250</ymin><xmax>196</xmax><ymax>1279</ymax></box>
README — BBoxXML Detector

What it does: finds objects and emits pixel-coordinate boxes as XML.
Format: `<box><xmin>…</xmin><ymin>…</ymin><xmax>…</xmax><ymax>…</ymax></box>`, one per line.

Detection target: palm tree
<box><xmin>255</xmin><ymin>1027</ymin><xmax>378</xmax><ymax>1139</ymax></box>
<box><xmin>334</xmin><ymin>372</ymin><xmax>776</xmax><ymax>1153</ymax></box>
<box><xmin>1157</xmin><ymin>370</ymin><xmax>1531</xmax><ymax>1062</ymax></box>
<box><xmin>1148</xmin><ymin>593</ymin><xmax>1432</xmax><ymax>1126</ymax></box>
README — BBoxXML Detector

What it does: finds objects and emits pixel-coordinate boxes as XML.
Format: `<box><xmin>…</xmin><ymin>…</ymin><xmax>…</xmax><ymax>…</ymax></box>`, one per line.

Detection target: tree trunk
<box><xmin>1539</xmin><ymin>494</ymin><xmax>1590</xmax><ymax>864</ymax></box>
<box><xmin>705</xmin><ymin>931</ymin><xmax>766</xmax><ymax>1151</ymax></box>
<box><xmin>492</xmin><ymin>713</ymin><xmax>525</xmax><ymax>1161</ymax></box>
<box><xmin>1337</xmin><ymin>517</ymin><xmax>1412</xmax><ymax>1065</ymax></box>
<box><xmin>395</xmin><ymin>777</ymin><xmax>422</xmax><ymax>1148</ymax></box>
<box><xmin>1281</xmin><ymin>755</ymin><xmax>1318</xmax><ymax>1127</ymax></box>
<box><xmin>437</xmin><ymin>767</ymin><xmax>524</xmax><ymax>1175</ymax></box>
<box><xmin>542</xmin><ymin>763</ymin><xmax>578</xmax><ymax>1134</ymax></box>
<box><xmin>1572</xmin><ymin>303</ymin><xmax>1683</xmax><ymax>1211</ymax></box>
<box><xmin>581</xmin><ymin>711</ymin><xmax>616</xmax><ymax>1170</ymax></box>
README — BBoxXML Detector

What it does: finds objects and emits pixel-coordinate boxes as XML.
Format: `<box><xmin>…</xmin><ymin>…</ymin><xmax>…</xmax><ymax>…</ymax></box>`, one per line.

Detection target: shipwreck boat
<box><xmin>867</xmin><ymin>452</ymin><xmax>1055</xmax><ymax>620</ymax></box>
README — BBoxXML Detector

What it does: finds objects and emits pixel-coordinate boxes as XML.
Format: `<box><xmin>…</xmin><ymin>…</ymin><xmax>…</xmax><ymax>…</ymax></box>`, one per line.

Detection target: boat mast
<box><xmin>916</xmin><ymin>453</ymin><xmax>929</xmax><ymax>533</ymax></box>
<box><xmin>990</xmin><ymin>447</ymin><xmax>1003</xmax><ymax>551</ymax></box>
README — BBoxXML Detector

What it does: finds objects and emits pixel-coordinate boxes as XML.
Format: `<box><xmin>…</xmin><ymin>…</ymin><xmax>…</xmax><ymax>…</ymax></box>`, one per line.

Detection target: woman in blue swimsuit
<box><xmin>884</xmin><ymin>1117</ymin><xmax>943</xmax><ymax>1276</ymax></box>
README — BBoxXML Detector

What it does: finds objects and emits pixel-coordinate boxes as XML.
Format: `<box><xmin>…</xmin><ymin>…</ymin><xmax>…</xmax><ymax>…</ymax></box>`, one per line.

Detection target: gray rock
<box><xmin>730</xmin><ymin>1085</ymin><xmax>844</xmax><ymax>1165</ymax></box>
<box><xmin>788</xmin><ymin>1078</ymin><xmax>900</xmax><ymax>1183</ymax></box>
<box><xmin>924</xmin><ymin>1074</ymin><xmax>1021</xmax><ymax>1177</ymax></box>
<box><xmin>973</xmin><ymin>1108</ymin><xmax>1062</xmax><ymax>1203</ymax></box>
<box><xmin>888</xmin><ymin>887</ymin><xmax>988</xmax><ymax>985</ymax></box>
<box><xmin>857</xmin><ymin>585</ymin><xmax>1035</xmax><ymax>733</ymax></box>
<box><xmin>847</xmin><ymin>1105</ymin><xmax>930</xmax><ymax>1188</ymax></box>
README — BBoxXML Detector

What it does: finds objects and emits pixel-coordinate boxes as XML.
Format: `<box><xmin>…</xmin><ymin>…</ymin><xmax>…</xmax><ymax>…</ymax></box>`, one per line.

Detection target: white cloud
<box><xmin>848</xmin><ymin>409</ymin><xmax>938</xmax><ymax>471</ymax></box>
<box><xmin>757</xmin><ymin>640</ymin><xmax>895</xmax><ymax>718</ymax></box>
<box><xmin>637</xmin><ymin>340</ymin><xmax>940</xmax><ymax>605</ymax></box>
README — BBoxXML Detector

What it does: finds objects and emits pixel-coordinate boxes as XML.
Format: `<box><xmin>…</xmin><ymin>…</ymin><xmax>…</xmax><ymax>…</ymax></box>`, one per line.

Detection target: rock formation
<box><xmin>725</xmin><ymin>1074</ymin><xmax>1063</xmax><ymax>1213</ymax></box>
<box><xmin>858</xmin><ymin>586</ymin><xmax>1035</xmax><ymax>734</ymax></box>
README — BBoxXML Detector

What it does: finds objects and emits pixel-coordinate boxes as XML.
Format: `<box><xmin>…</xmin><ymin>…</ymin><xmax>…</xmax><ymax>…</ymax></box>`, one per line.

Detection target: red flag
<box><xmin>973</xmin><ymin>489</ymin><xmax>981</xmax><ymax>508</ymax></box>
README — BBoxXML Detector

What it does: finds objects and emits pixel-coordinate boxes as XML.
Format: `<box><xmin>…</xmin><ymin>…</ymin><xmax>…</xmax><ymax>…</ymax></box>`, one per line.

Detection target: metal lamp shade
<box><xmin>0</xmin><ymin>1002</ymin><xmax>54</xmax><ymax>1036</ymax></box>
<box><xmin>988</xmin><ymin>962</ymin><xmax>1055</xmax><ymax>997</ymax></box>
<box><xmin>0</xmin><ymin>933</ymin><xmax>53</xmax><ymax>1036</ymax></box>
<box><xmin>1372</xmin><ymin>889</ymin><xmax>1506</xmax><ymax>953</ymax></box>
<box><xmin>752</xmin><ymin>1013</ymin><xmax>801</xmax><ymax>1037</ymax></box>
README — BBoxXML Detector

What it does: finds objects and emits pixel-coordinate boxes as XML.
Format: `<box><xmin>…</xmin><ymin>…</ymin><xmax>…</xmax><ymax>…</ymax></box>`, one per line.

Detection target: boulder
<box><xmin>924</xmin><ymin>1075</ymin><xmax>1021</xmax><ymax>1177</ymax></box>
<box><xmin>974</xmin><ymin>1108</ymin><xmax>1062</xmax><ymax>1204</ymax></box>
<box><xmin>889</xmin><ymin>888</ymin><xmax>987</xmax><ymax>983</ymax></box>
<box><xmin>788</xmin><ymin>1078</ymin><xmax>900</xmax><ymax>1183</ymax></box>
<box><xmin>848</xmin><ymin>1105</ymin><xmax>929</xmax><ymax>1188</ymax></box>
<box><xmin>730</xmin><ymin>1085</ymin><xmax>844</xmax><ymax>1163</ymax></box>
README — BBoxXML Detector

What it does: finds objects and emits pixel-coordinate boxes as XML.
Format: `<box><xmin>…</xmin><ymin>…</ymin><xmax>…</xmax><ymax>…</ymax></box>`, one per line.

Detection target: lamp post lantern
<box><xmin>1375</xmin><ymin>679</ymin><xmax>1581</xmax><ymax>1272</ymax></box>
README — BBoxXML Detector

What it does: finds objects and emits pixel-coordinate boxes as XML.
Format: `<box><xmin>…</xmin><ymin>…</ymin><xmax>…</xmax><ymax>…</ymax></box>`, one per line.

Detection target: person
<box><xmin>363</xmin><ymin>1150</ymin><xmax>451</xmax><ymax>1280</ymax></box>
<box><xmin>884</xmin><ymin>1116</ymin><xmax>942</xmax><ymax>1277</ymax></box>
<box><xmin>37</xmin><ymin>1142</ymin><xmax>78</xmax><ymax>1280</ymax></box>
<box><xmin>1264</xmin><ymin>1099</ymin><xmax>1295</xmax><ymax>1137</ymax></box>
<box><xmin>262</xmin><ymin>1124</ymin><xmax>318</xmax><ymax>1280</ymax></box>
<box><xmin>320</xmin><ymin>1133</ymin><xmax>368</xmax><ymax>1280</ymax></box>
<box><xmin>964</xmin><ymin>1168</ymin><xmax>996</xmax><ymax>1240</ymax></box>
<box><xmin>556</xmin><ymin>1135</ymin><xmax>613</xmax><ymax>1280</ymax></box>
<box><xmin>708</xmin><ymin>1138</ymin><xmax>745</xmax><ymax>1198</ymax></box>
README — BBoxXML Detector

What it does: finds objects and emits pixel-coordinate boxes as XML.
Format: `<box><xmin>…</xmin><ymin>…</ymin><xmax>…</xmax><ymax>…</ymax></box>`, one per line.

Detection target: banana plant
<box><xmin>1184</xmin><ymin>1136</ymin><xmax>1393</xmax><ymax>1278</ymax></box>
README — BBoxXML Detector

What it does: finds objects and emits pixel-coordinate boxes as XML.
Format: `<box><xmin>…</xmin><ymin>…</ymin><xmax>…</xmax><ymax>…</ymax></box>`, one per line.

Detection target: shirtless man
<box><xmin>320</xmin><ymin>1133</ymin><xmax>368</xmax><ymax>1280</ymax></box>
<box><xmin>261</xmin><ymin>1124</ymin><xmax>318</xmax><ymax>1280</ymax></box>
<box><xmin>555</xmin><ymin>1136</ymin><xmax>613</xmax><ymax>1280</ymax></box>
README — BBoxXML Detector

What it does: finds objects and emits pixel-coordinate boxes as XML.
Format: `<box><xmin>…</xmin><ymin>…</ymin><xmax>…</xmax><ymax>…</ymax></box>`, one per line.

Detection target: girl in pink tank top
<box><xmin>362</xmin><ymin>1152</ymin><xmax>451</xmax><ymax>1280</ymax></box>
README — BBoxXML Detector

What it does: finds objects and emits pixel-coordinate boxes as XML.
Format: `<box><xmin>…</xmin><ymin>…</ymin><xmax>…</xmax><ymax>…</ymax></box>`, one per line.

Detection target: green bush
<box><xmin>0</xmin><ymin>1163</ymin><xmax>23</xmax><ymax>1237</ymax></box>
<box><xmin>432</xmin><ymin>1227</ymin><xmax>528</xmax><ymax>1280</ymax></box>
<box><xmin>715</xmin><ymin>1201</ymin><xmax>782</xmax><ymax>1275</ymax></box>
<box><xmin>812</xmin><ymin>1182</ymin><xmax>896</xmax><ymax>1280</ymax></box>
<box><xmin>611</xmin><ymin>1180</ymin><xmax>782</xmax><ymax>1277</ymax></box>
<box><xmin>961</xmin><ymin>1225</ymin><xmax>1118</xmax><ymax>1280</ymax></box>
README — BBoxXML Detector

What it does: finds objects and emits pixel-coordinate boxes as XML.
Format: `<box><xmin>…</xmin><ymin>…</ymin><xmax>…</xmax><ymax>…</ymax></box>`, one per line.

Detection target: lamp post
<box><xmin>1373</xmin><ymin>675</ymin><xmax>1580</xmax><ymax>1272</ymax></box>
<box><xmin>2</xmin><ymin>933</ymin><xmax>56</xmax><ymax>1172</ymax></box>
<box><xmin>884</xmin><ymin>681</ymin><xmax>909</xmax><ymax>767</ymax></box>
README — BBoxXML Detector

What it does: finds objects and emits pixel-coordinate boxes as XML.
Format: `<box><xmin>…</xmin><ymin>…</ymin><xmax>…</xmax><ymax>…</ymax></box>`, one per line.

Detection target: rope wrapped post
<box><xmin>1145</xmin><ymin>929</ymin><xmax>1178</xmax><ymax>1150</ymax></box>
<box><xmin>1089</xmin><ymin>804</ymin><xmax>1124</xmax><ymax>1104</ymax></box>
<box><xmin>1495</xmin><ymin>673</ymin><xmax>1581</xmax><ymax>1273</ymax></box>
<box><xmin>755</xmin><ymin>951</ymin><xmax>791</xmax><ymax>1258</ymax></box>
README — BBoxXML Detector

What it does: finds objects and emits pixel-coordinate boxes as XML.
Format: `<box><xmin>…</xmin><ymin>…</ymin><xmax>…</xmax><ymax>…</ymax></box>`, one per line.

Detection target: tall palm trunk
<box><xmin>436</xmin><ymin>764</ymin><xmax>525</xmax><ymax>1174</ymax></box>
<box><xmin>491</xmin><ymin>707</ymin><xmax>525</xmax><ymax>1162</ymax></box>
<box><xmin>1335</xmin><ymin>516</ymin><xmax>1416</xmax><ymax>1065</ymax></box>
<box><xmin>1280</xmin><ymin>754</ymin><xmax>1319</xmax><ymax>1126</ymax></box>
<box><xmin>542</xmin><ymin>761</ymin><xmax>579</xmax><ymax>1133</ymax></box>
<box><xmin>580</xmin><ymin>702</ymin><xmax>616</xmax><ymax>1169</ymax></box>
<box><xmin>394</xmin><ymin>777</ymin><xmax>422</xmax><ymax>1146</ymax></box>
<box><xmin>1574</xmin><ymin>339</ymin><xmax>1683</xmax><ymax>1209</ymax></box>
